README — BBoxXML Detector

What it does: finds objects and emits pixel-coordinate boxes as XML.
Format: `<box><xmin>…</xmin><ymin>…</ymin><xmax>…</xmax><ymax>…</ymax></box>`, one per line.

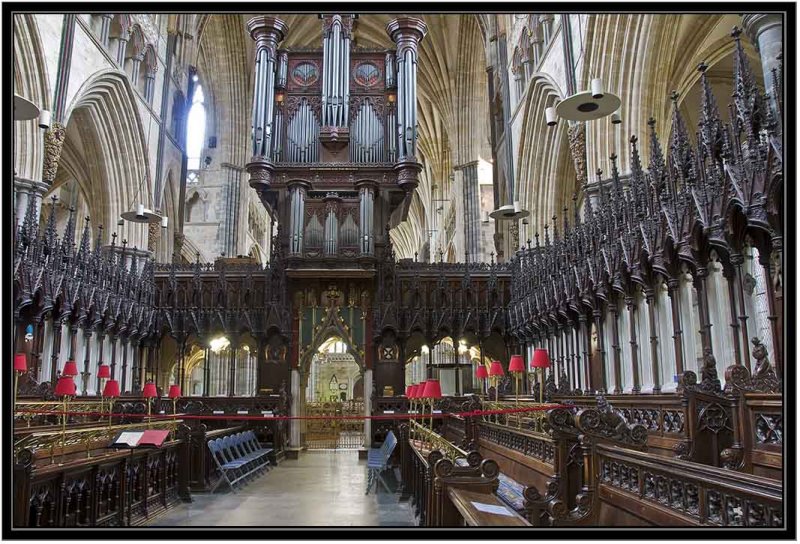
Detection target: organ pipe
<box><xmin>246</xmin><ymin>17</ymin><xmax>288</xmax><ymax>159</ymax></box>
<box><xmin>277</xmin><ymin>51</ymin><xmax>288</xmax><ymax>88</ymax></box>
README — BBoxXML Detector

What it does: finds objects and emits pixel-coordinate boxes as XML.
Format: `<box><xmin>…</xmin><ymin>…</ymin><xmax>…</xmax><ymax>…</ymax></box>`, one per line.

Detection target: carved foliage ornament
<box><xmin>42</xmin><ymin>122</ymin><xmax>67</xmax><ymax>183</ymax></box>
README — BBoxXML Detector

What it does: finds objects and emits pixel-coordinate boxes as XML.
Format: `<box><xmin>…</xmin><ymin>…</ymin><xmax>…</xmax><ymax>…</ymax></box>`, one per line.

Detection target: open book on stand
<box><xmin>109</xmin><ymin>429</ymin><xmax>170</xmax><ymax>449</ymax></box>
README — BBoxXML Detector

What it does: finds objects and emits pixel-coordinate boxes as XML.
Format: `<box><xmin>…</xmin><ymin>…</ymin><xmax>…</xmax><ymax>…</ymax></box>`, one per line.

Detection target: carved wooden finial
<box><xmin>731</xmin><ymin>25</ymin><xmax>742</xmax><ymax>40</ymax></box>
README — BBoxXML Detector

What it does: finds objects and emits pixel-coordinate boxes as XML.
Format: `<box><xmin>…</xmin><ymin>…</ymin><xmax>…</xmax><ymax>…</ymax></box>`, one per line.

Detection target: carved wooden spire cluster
<box><xmin>14</xmin><ymin>196</ymin><xmax>156</xmax><ymax>340</ymax></box>
<box><xmin>508</xmin><ymin>34</ymin><xmax>783</xmax><ymax>383</ymax></box>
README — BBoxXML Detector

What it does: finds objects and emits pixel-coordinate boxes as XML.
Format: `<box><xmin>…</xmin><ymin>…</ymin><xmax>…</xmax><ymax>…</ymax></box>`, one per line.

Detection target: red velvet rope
<box><xmin>13</xmin><ymin>404</ymin><xmax>571</xmax><ymax>422</ymax></box>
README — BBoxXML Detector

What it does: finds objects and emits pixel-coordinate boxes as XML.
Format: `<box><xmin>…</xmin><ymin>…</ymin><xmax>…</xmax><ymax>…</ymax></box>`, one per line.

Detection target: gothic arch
<box><xmin>515</xmin><ymin>73</ymin><xmax>574</xmax><ymax>234</ymax></box>
<box><xmin>61</xmin><ymin>69</ymin><xmax>151</xmax><ymax>248</ymax></box>
<box><xmin>298</xmin><ymin>316</ymin><xmax>365</xmax><ymax>374</ymax></box>
<box><xmin>13</xmin><ymin>14</ymin><xmax>51</xmax><ymax>181</ymax></box>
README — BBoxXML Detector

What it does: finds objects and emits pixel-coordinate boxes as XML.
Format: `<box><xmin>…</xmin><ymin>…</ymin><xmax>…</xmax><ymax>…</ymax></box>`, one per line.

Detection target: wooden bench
<box><xmin>448</xmin><ymin>488</ymin><xmax>531</xmax><ymax>526</ymax></box>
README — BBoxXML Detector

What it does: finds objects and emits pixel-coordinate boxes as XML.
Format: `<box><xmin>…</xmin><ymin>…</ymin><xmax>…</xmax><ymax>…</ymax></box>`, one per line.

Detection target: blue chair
<box><xmin>366</xmin><ymin>430</ymin><xmax>398</xmax><ymax>494</ymax></box>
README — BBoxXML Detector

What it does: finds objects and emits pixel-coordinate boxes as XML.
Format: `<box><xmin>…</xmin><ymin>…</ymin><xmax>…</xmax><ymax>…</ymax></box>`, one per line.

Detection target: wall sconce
<box><xmin>275</xmin><ymin>91</ymin><xmax>285</xmax><ymax>103</ymax></box>
<box><xmin>388</xmin><ymin>93</ymin><xmax>396</xmax><ymax>103</ymax></box>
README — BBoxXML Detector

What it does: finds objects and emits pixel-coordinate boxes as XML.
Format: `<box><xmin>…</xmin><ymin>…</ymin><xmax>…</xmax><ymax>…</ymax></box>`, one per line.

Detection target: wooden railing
<box><xmin>14</xmin><ymin>436</ymin><xmax>189</xmax><ymax>527</ymax></box>
<box><xmin>595</xmin><ymin>444</ymin><xmax>782</xmax><ymax>526</ymax></box>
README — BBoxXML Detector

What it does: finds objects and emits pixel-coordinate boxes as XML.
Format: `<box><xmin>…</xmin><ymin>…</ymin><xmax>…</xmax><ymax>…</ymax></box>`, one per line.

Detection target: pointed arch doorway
<box><xmin>301</xmin><ymin>335</ymin><xmax>365</xmax><ymax>450</ymax></box>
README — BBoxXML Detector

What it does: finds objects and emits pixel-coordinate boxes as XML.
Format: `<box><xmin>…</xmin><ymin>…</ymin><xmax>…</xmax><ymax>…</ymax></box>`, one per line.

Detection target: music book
<box><xmin>109</xmin><ymin>429</ymin><xmax>170</xmax><ymax>449</ymax></box>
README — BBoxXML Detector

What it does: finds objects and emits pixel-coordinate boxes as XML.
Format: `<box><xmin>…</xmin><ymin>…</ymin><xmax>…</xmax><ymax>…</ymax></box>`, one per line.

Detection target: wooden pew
<box><xmin>14</xmin><ymin>423</ymin><xmax>190</xmax><ymax>527</ymax></box>
<box><xmin>447</xmin><ymin>488</ymin><xmax>531</xmax><ymax>527</ymax></box>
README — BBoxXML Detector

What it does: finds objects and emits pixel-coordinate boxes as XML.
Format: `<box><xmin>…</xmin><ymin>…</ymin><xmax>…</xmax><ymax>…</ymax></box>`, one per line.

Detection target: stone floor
<box><xmin>147</xmin><ymin>450</ymin><xmax>416</xmax><ymax>527</ymax></box>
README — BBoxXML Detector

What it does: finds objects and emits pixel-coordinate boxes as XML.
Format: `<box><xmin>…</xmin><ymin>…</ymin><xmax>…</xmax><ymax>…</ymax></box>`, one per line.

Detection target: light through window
<box><xmin>186</xmin><ymin>84</ymin><xmax>206</xmax><ymax>171</ymax></box>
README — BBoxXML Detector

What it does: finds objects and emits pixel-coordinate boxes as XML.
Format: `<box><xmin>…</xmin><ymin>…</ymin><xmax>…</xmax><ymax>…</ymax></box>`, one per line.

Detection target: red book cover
<box><xmin>139</xmin><ymin>429</ymin><xmax>170</xmax><ymax>447</ymax></box>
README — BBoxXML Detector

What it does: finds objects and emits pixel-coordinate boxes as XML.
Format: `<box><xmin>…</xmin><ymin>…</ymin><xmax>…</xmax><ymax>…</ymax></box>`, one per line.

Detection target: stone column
<box><xmin>290</xmin><ymin>368</ymin><xmax>301</xmax><ymax>447</ymax></box>
<box><xmin>14</xmin><ymin>177</ymin><xmax>49</xmax><ymax>228</ymax></box>
<box><xmin>245</xmin><ymin>16</ymin><xmax>288</xmax><ymax>191</ymax></box>
<box><xmin>741</xmin><ymin>15</ymin><xmax>783</xmax><ymax>92</ymax></box>
<box><xmin>458</xmin><ymin>162</ymin><xmax>481</xmax><ymax>259</ymax></box>
<box><xmin>116</xmin><ymin>34</ymin><xmax>130</xmax><ymax>65</ymax></box>
<box><xmin>100</xmin><ymin>14</ymin><xmax>114</xmax><ymax>46</ymax></box>
<box><xmin>129</xmin><ymin>54</ymin><xmax>143</xmax><ymax>83</ymax></box>
<box><xmin>387</xmin><ymin>17</ymin><xmax>427</xmax><ymax>193</ymax></box>
<box><xmin>363</xmin><ymin>368</ymin><xmax>373</xmax><ymax>448</ymax></box>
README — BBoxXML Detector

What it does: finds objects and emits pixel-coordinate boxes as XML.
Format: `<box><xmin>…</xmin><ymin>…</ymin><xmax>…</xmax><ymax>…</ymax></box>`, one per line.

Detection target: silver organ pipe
<box><xmin>349</xmin><ymin>100</ymin><xmax>385</xmax><ymax>163</ymax></box>
<box><xmin>324</xmin><ymin>208</ymin><xmax>338</xmax><ymax>255</ymax></box>
<box><xmin>340</xmin><ymin>214</ymin><xmax>358</xmax><ymax>247</ymax></box>
<box><xmin>286</xmin><ymin>100</ymin><xmax>320</xmax><ymax>163</ymax></box>
<box><xmin>247</xmin><ymin>17</ymin><xmax>287</xmax><ymax>159</ymax></box>
<box><xmin>262</xmin><ymin>55</ymin><xmax>277</xmax><ymax>156</ymax></box>
<box><xmin>277</xmin><ymin>51</ymin><xmax>288</xmax><ymax>88</ymax></box>
<box><xmin>272</xmin><ymin>108</ymin><xmax>283</xmax><ymax>161</ymax></box>
<box><xmin>387</xmin><ymin>109</ymin><xmax>397</xmax><ymax>162</ymax></box>
<box><xmin>305</xmin><ymin>212</ymin><xmax>322</xmax><ymax>248</ymax></box>
<box><xmin>385</xmin><ymin>52</ymin><xmax>395</xmax><ymax>89</ymax></box>
<box><xmin>342</xmin><ymin>35</ymin><xmax>350</xmax><ymax>126</ymax></box>
<box><xmin>322</xmin><ymin>33</ymin><xmax>329</xmax><ymax>122</ymax></box>
<box><xmin>403</xmin><ymin>49</ymin><xmax>413</xmax><ymax>157</ymax></box>
<box><xmin>396</xmin><ymin>52</ymin><xmax>405</xmax><ymax>159</ymax></box>
<box><xmin>321</xmin><ymin>15</ymin><xmax>351</xmax><ymax>128</ymax></box>
<box><xmin>289</xmin><ymin>185</ymin><xmax>306</xmax><ymax>255</ymax></box>
<box><xmin>251</xmin><ymin>48</ymin><xmax>266</xmax><ymax>156</ymax></box>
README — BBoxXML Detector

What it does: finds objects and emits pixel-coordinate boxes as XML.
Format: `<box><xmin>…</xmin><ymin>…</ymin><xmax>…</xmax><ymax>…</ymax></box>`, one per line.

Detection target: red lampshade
<box><xmin>168</xmin><ymin>384</ymin><xmax>181</xmax><ymax>399</ymax></box>
<box><xmin>409</xmin><ymin>384</ymin><xmax>419</xmax><ymax>399</ymax></box>
<box><xmin>62</xmin><ymin>360</ymin><xmax>79</xmax><ymax>377</ymax></box>
<box><xmin>405</xmin><ymin>385</ymin><xmax>412</xmax><ymax>397</ymax></box>
<box><xmin>103</xmin><ymin>379</ymin><xmax>120</xmax><ymax>398</ymax></box>
<box><xmin>97</xmin><ymin>364</ymin><xmax>111</xmax><ymax>379</ymax></box>
<box><xmin>531</xmin><ymin>349</ymin><xmax>551</xmax><ymax>369</ymax></box>
<box><xmin>509</xmin><ymin>354</ymin><xmax>525</xmax><ymax>373</ymax></box>
<box><xmin>489</xmin><ymin>361</ymin><xmax>504</xmax><ymax>377</ymax></box>
<box><xmin>54</xmin><ymin>376</ymin><xmax>77</xmax><ymax>397</ymax></box>
<box><xmin>422</xmin><ymin>379</ymin><xmax>442</xmax><ymax>399</ymax></box>
<box><xmin>475</xmin><ymin>365</ymin><xmax>489</xmax><ymax>379</ymax></box>
<box><xmin>14</xmin><ymin>353</ymin><xmax>27</xmax><ymax>372</ymax></box>
<box><xmin>142</xmin><ymin>382</ymin><xmax>158</xmax><ymax>398</ymax></box>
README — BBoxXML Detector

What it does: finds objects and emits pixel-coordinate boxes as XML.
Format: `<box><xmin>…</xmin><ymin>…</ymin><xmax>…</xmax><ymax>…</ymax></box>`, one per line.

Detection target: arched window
<box><xmin>186</xmin><ymin>82</ymin><xmax>206</xmax><ymax>174</ymax></box>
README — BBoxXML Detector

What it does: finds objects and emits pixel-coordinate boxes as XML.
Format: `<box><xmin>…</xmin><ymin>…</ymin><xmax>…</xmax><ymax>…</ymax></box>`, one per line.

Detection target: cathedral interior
<box><xmin>9</xmin><ymin>8</ymin><xmax>789</xmax><ymax>535</ymax></box>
